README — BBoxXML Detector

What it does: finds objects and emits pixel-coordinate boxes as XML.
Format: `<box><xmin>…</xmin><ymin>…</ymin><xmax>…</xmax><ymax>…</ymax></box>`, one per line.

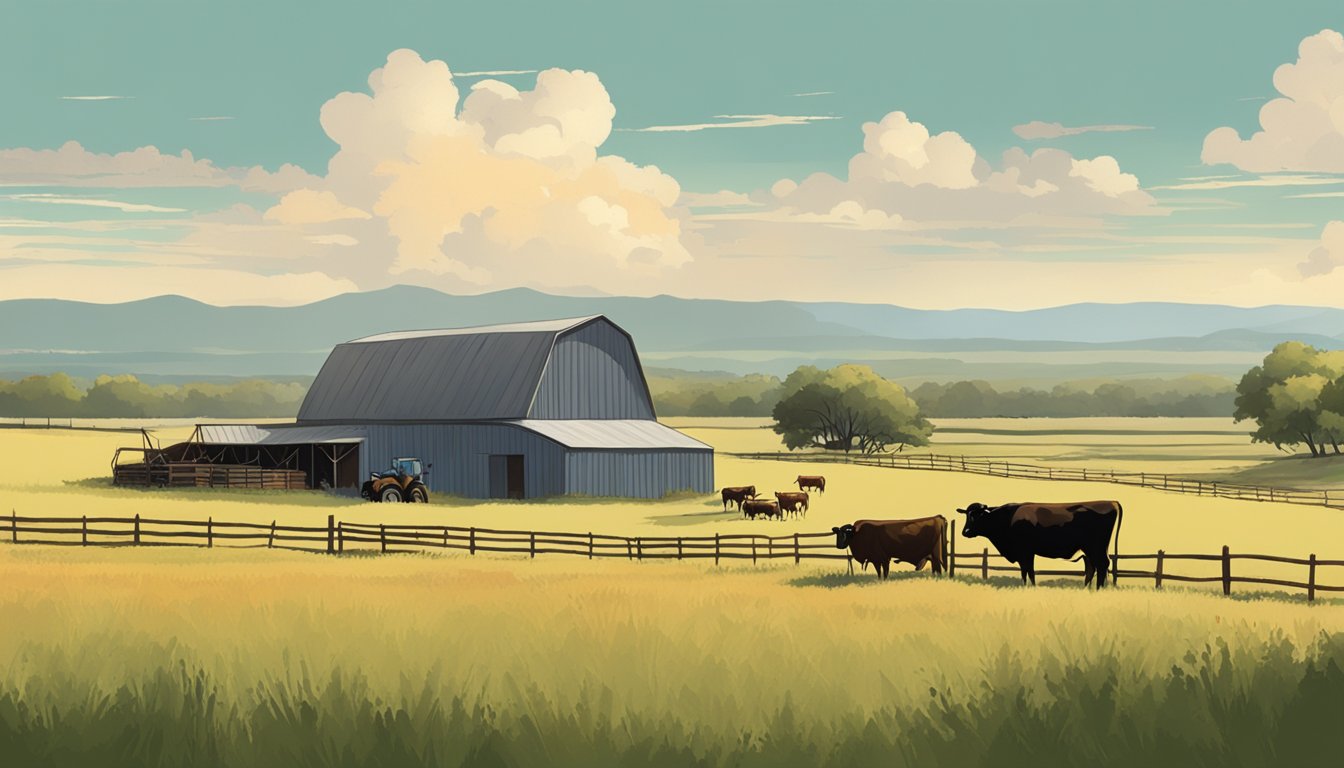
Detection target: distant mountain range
<box><xmin>1</xmin><ymin>286</ymin><xmax>1341</xmax><ymax>383</ymax></box>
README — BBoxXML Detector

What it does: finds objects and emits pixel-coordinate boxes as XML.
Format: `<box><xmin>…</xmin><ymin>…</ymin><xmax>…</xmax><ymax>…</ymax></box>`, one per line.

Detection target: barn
<box><xmin>166</xmin><ymin>315</ymin><xmax>714</xmax><ymax>499</ymax></box>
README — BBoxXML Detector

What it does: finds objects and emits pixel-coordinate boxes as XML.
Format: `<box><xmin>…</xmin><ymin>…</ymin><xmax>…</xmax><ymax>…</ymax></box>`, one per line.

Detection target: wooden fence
<box><xmin>730</xmin><ymin>451</ymin><xmax>1344</xmax><ymax>509</ymax></box>
<box><xmin>2</xmin><ymin>512</ymin><xmax>1341</xmax><ymax>601</ymax></box>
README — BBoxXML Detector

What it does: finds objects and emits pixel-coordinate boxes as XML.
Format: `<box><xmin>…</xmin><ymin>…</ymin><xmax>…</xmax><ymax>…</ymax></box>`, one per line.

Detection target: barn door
<box><xmin>506</xmin><ymin>455</ymin><xmax>525</xmax><ymax>500</ymax></box>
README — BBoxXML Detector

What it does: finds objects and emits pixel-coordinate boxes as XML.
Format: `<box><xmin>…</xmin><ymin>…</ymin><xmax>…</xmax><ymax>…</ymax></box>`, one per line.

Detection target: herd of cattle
<box><xmin>721</xmin><ymin>475</ymin><xmax>827</xmax><ymax>520</ymax></box>
<box><xmin>720</xmin><ymin>478</ymin><xmax>1125</xmax><ymax>588</ymax></box>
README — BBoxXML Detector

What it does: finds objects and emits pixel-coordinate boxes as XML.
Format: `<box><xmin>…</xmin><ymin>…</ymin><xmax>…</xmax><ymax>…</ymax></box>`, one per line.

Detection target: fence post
<box><xmin>637</xmin><ymin>537</ymin><xmax>643</xmax><ymax>561</ymax></box>
<box><xmin>267</xmin><ymin>520</ymin><xmax>276</xmax><ymax>549</ymax></box>
<box><xmin>134</xmin><ymin>514</ymin><xmax>140</xmax><ymax>546</ymax></box>
<box><xmin>677</xmin><ymin>537</ymin><xmax>683</xmax><ymax>560</ymax></box>
<box><xmin>469</xmin><ymin>527</ymin><xmax>476</xmax><ymax>555</ymax></box>
<box><xmin>443</xmin><ymin>527</ymin><xmax>449</xmax><ymax>550</ymax></box>
<box><xmin>338</xmin><ymin>522</ymin><xmax>345</xmax><ymax>553</ymax></box>
<box><xmin>326</xmin><ymin>515</ymin><xmax>334</xmax><ymax>554</ymax></box>
<box><xmin>1308</xmin><ymin>554</ymin><xmax>1317</xmax><ymax>602</ymax></box>
<box><xmin>588</xmin><ymin>532</ymin><xmax>594</xmax><ymax>560</ymax></box>
<box><xmin>714</xmin><ymin>533</ymin><xmax>720</xmax><ymax>565</ymax></box>
<box><xmin>530</xmin><ymin>532</ymin><xmax>536</xmax><ymax>559</ymax></box>
<box><xmin>1155</xmin><ymin>550</ymin><xmax>1164</xmax><ymax>589</ymax></box>
<box><xmin>626</xmin><ymin>538</ymin><xmax>633</xmax><ymax>560</ymax></box>
<box><xmin>752</xmin><ymin>537</ymin><xmax>757</xmax><ymax>564</ymax></box>
<box><xmin>10</xmin><ymin>509</ymin><xmax>15</xmax><ymax>543</ymax></box>
<box><xmin>981</xmin><ymin>548</ymin><xmax>989</xmax><ymax>580</ymax></box>
<box><xmin>794</xmin><ymin>533</ymin><xmax>801</xmax><ymax>564</ymax></box>
<box><xmin>1083</xmin><ymin>468</ymin><xmax>1089</xmax><ymax>481</ymax></box>
<box><xmin>81</xmin><ymin>515</ymin><xmax>87</xmax><ymax>546</ymax></box>
<box><xmin>380</xmin><ymin>524</ymin><xmax>387</xmax><ymax>554</ymax></box>
<box><xmin>949</xmin><ymin>521</ymin><xmax>956</xmax><ymax>578</ymax></box>
<box><xmin>1221</xmin><ymin>545</ymin><xmax>1231</xmax><ymax>596</ymax></box>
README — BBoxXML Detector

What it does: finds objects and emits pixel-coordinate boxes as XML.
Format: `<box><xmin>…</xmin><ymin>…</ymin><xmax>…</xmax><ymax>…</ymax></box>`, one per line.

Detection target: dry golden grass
<box><xmin>1</xmin><ymin>545</ymin><xmax>1342</xmax><ymax>765</ymax></box>
<box><xmin>2</xmin><ymin>420</ymin><xmax>1342</xmax><ymax>589</ymax></box>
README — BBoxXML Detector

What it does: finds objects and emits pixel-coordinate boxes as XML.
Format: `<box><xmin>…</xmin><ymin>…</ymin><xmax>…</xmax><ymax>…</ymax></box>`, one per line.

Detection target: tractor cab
<box><xmin>361</xmin><ymin>457</ymin><xmax>431</xmax><ymax>503</ymax></box>
<box><xmin>391</xmin><ymin>457</ymin><xmax>422</xmax><ymax>478</ymax></box>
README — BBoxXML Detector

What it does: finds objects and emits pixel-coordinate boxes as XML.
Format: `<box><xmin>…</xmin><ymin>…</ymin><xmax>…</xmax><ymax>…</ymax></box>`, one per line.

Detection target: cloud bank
<box><xmin>1203</xmin><ymin>29</ymin><xmax>1344</xmax><ymax>172</ymax></box>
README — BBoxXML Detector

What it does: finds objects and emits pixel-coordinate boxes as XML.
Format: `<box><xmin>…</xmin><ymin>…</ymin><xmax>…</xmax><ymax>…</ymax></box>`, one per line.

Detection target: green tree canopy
<box><xmin>771</xmin><ymin>364</ymin><xmax>932</xmax><ymax>454</ymax></box>
<box><xmin>1235</xmin><ymin>342</ymin><xmax>1344</xmax><ymax>457</ymax></box>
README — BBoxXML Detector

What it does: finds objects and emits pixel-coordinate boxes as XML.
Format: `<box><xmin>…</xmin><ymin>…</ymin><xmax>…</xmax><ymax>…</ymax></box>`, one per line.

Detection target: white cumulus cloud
<box><xmin>314</xmin><ymin>50</ymin><xmax>691</xmax><ymax>283</ymax></box>
<box><xmin>1203</xmin><ymin>29</ymin><xmax>1344</xmax><ymax>172</ymax></box>
<box><xmin>762</xmin><ymin>111</ymin><xmax>1157</xmax><ymax>226</ymax></box>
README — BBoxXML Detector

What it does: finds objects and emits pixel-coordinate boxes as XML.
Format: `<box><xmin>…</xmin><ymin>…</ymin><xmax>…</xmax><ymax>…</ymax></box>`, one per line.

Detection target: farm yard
<box><xmin>3</xmin><ymin>417</ymin><xmax>1344</xmax><ymax>764</ymax></box>
<box><xmin>5</xmin><ymin>418</ymin><xmax>1344</xmax><ymax>566</ymax></box>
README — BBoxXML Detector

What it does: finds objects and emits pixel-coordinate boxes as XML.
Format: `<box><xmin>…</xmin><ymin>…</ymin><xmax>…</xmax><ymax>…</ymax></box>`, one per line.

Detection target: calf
<box><xmin>743</xmin><ymin>499</ymin><xmax>782</xmax><ymax>520</ymax></box>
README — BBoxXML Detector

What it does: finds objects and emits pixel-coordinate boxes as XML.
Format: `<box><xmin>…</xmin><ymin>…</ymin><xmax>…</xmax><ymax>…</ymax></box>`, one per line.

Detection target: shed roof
<box><xmin>508</xmin><ymin>420</ymin><xmax>711</xmax><ymax>450</ymax></box>
<box><xmin>297</xmin><ymin>315</ymin><xmax>641</xmax><ymax>423</ymax></box>
<box><xmin>195</xmin><ymin>424</ymin><xmax>366</xmax><ymax>445</ymax></box>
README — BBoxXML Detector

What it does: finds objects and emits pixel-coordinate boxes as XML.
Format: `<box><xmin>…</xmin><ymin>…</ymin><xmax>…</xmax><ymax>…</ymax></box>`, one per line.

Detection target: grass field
<box><xmin>2</xmin><ymin>545</ymin><xmax>1342</xmax><ymax>766</ymax></box>
<box><xmin>3</xmin><ymin>420</ymin><xmax>1344</xmax><ymax>764</ymax></box>
<box><xmin>4</xmin><ymin>420</ymin><xmax>1344</xmax><ymax>569</ymax></box>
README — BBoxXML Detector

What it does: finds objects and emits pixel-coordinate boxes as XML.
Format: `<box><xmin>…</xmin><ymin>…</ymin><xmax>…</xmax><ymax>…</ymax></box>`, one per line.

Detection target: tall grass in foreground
<box><xmin>1</xmin><ymin>547</ymin><xmax>1342</xmax><ymax>767</ymax></box>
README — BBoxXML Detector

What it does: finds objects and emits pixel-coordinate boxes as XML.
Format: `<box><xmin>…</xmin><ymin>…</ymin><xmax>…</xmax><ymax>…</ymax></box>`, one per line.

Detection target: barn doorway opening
<box><xmin>489</xmin><ymin>454</ymin><xmax>526</xmax><ymax>499</ymax></box>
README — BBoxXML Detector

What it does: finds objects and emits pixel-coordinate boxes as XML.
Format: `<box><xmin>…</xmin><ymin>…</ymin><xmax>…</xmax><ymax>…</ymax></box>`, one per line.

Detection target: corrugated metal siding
<box><xmin>298</xmin><ymin>332</ymin><xmax>557</xmax><ymax>422</ymax></box>
<box><xmin>565</xmin><ymin>450</ymin><xmax>714</xmax><ymax>499</ymax></box>
<box><xmin>529</xmin><ymin>319</ymin><xmax>656</xmax><ymax>419</ymax></box>
<box><xmin>358</xmin><ymin>423</ymin><xmax>566</xmax><ymax>499</ymax></box>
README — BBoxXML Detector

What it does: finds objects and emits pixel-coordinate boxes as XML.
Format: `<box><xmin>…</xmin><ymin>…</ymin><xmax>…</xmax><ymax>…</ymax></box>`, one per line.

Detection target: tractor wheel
<box><xmin>408</xmin><ymin>484</ymin><xmax>429</xmax><ymax>503</ymax></box>
<box><xmin>380</xmin><ymin>485</ymin><xmax>403</xmax><ymax>503</ymax></box>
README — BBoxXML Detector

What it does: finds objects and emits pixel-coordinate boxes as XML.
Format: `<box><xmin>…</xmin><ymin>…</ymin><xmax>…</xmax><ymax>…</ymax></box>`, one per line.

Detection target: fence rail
<box><xmin>2</xmin><ymin>511</ymin><xmax>1340</xmax><ymax>601</ymax></box>
<box><xmin>730</xmin><ymin>451</ymin><xmax>1344</xmax><ymax>510</ymax></box>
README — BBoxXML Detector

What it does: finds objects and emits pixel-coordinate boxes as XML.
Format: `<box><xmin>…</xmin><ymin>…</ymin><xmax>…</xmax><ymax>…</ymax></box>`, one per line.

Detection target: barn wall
<box><xmin>565</xmin><ymin>449</ymin><xmax>714</xmax><ymax>499</ymax></box>
<box><xmin>359</xmin><ymin>423</ymin><xmax>566</xmax><ymax>499</ymax></box>
<box><xmin>529</xmin><ymin>320</ymin><xmax>656</xmax><ymax>420</ymax></box>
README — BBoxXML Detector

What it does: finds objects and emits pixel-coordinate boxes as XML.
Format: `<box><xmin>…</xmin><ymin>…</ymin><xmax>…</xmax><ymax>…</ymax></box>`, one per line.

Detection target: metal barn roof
<box><xmin>196</xmin><ymin>424</ymin><xmax>366</xmax><ymax>445</ymax></box>
<box><xmin>296</xmin><ymin>314</ymin><xmax>645</xmax><ymax>423</ymax></box>
<box><xmin>509</xmin><ymin>420</ymin><xmax>711</xmax><ymax>450</ymax></box>
<box><xmin>350</xmin><ymin>316</ymin><xmax>598</xmax><ymax>343</ymax></box>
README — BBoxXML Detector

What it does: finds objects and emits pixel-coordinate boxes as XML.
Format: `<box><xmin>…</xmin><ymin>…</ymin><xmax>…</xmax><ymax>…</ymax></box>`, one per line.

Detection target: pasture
<box><xmin>2</xmin><ymin>545</ymin><xmax>1343</xmax><ymax>766</ymax></box>
<box><xmin>4</xmin><ymin>420</ymin><xmax>1344</xmax><ymax>568</ymax></box>
<box><xmin>3</xmin><ymin>419</ymin><xmax>1344</xmax><ymax>764</ymax></box>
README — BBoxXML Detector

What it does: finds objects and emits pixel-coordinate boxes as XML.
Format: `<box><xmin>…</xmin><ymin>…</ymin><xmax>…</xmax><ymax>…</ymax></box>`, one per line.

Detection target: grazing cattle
<box><xmin>956</xmin><ymin>500</ymin><xmax>1123</xmax><ymax>588</ymax></box>
<box><xmin>774</xmin><ymin>491</ymin><xmax>809</xmax><ymax>517</ymax></box>
<box><xmin>721</xmin><ymin>485</ymin><xmax>757</xmax><ymax>511</ymax></box>
<box><xmin>796</xmin><ymin>475</ymin><xmax>826</xmax><ymax>493</ymax></box>
<box><xmin>742</xmin><ymin>499</ymin><xmax>782</xmax><ymax>520</ymax></box>
<box><xmin>831</xmin><ymin>516</ymin><xmax>947</xmax><ymax>578</ymax></box>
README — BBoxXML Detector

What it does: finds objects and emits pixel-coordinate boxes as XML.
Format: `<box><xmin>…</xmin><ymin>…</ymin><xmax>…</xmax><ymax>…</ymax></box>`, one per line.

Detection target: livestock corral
<box><xmin>3</xmin><ymin>417</ymin><xmax>1344</xmax><ymax>764</ymax></box>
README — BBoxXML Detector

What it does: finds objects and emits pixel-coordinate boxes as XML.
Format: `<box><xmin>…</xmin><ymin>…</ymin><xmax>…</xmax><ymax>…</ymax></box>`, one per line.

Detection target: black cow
<box><xmin>956</xmin><ymin>500</ymin><xmax>1123</xmax><ymax>588</ymax></box>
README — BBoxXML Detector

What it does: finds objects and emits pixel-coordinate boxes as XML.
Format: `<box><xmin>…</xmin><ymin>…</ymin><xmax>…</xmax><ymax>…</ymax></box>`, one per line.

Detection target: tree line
<box><xmin>648</xmin><ymin>372</ymin><xmax>1235</xmax><ymax>418</ymax></box>
<box><xmin>0</xmin><ymin>374</ymin><xmax>307</xmax><ymax>418</ymax></box>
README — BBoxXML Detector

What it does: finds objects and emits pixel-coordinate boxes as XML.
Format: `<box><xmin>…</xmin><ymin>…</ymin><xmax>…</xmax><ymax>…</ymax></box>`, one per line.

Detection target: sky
<box><xmin>2</xmin><ymin>0</ymin><xmax>1343</xmax><ymax>309</ymax></box>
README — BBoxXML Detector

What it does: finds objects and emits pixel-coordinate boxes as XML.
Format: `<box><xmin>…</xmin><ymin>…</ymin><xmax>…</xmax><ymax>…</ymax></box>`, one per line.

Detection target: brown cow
<box><xmin>743</xmin><ymin>499</ymin><xmax>782</xmax><ymax>520</ymax></box>
<box><xmin>721</xmin><ymin>485</ymin><xmax>757</xmax><ymax>511</ymax></box>
<box><xmin>831</xmin><ymin>516</ymin><xmax>947</xmax><ymax>578</ymax></box>
<box><xmin>774</xmin><ymin>491</ymin><xmax>809</xmax><ymax>517</ymax></box>
<box><xmin>796</xmin><ymin>475</ymin><xmax>826</xmax><ymax>493</ymax></box>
